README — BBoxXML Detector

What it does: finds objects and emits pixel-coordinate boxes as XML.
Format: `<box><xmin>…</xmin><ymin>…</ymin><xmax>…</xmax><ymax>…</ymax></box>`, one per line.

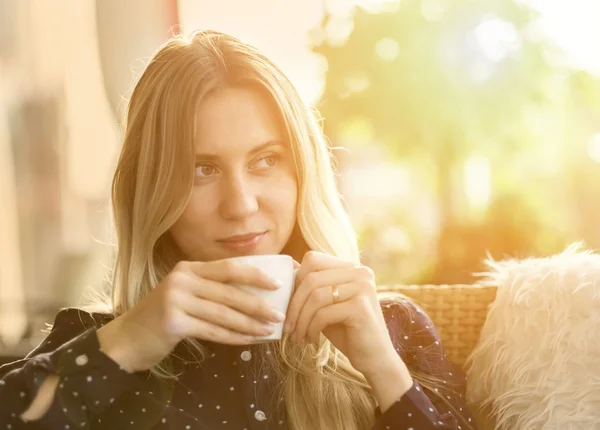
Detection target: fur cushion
<box><xmin>466</xmin><ymin>245</ymin><xmax>600</xmax><ymax>429</ymax></box>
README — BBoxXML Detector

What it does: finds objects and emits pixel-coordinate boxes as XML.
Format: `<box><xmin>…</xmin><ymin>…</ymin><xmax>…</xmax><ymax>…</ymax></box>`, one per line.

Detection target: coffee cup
<box><xmin>226</xmin><ymin>254</ymin><xmax>295</xmax><ymax>342</ymax></box>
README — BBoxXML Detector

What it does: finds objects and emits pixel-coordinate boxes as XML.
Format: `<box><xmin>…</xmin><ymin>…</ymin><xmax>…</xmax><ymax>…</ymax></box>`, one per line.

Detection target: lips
<box><xmin>218</xmin><ymin>232</ymin><xmax>266</xmax><ymax>243</ymax></box>
<box><xmin>216</xmin><ymin>231</ymin><xmax>267</xmax><ymax>253</ymax></box>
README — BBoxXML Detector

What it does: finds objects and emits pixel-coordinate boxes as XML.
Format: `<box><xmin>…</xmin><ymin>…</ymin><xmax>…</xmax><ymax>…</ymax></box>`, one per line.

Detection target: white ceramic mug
<box><xmin>226</xmin><ymin>254</ymin><xmax>295</xmax><ymax>342</ymax></box>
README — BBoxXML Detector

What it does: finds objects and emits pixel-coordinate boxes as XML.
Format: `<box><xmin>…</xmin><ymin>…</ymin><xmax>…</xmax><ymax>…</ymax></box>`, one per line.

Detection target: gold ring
<box><xmin>332</xmin><ymin>286</ymin><xmax>340</xmax><ymax>303</ymax></box>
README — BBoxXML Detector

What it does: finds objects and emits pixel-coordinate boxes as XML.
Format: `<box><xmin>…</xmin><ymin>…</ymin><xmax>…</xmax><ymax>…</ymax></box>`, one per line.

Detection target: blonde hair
<box><xmin>83</xmin><ymin>30</ymin><xmax>468</xmax><ymax>430</ymax></box>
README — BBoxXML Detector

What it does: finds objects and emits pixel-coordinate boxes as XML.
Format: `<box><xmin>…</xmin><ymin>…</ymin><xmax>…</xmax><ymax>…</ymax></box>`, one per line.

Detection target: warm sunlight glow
<box><xmin>452</xmin><ymin>17</ymin><xmax>522</xmax><ymax>83</ymax></box>
<box><xmin>179</xmin><ymin>0</ymin><xmax>600</xmax><ymax>103</ymax></box>
<box><xmin>420</xmin><ymin>0</ymin><xmax>445</xmax><ymax>22</ymax></box>
<box><xmin>354</xmin><ymin>0</ymin><xmax>401</xmax><ymax>14</ymax></box>
<box><xmin>375</xmin><ymin>38</ymin><xmax>399</xmax><ymax>61</ymax></box>
<box><xmin>588</xmin><ymin>133</ymin><xmax>600</xmax><ymax>164</ymax></box>
<box><xmin>344</xmin><ymin>71</ymin><xmax>371</xmax><ymax>94</ymax></box>
<box><xmin>325</xmin><ymin>16</ymin><xmax>355</xmax><ymax>47</ymax></box>
<box><xmin>475</xmin><ymin>17</ymin><xmax>521</xmax><ymax>63</ymax></box>
<box><xmin>524</xmin><ymin>0</ymin><xmax>600</xmax><ymax>76</ymax></box>
<box><xmin>464</xmin><ymin>155</ymin><xmax>491</xmax><ymax>210</ymax></box>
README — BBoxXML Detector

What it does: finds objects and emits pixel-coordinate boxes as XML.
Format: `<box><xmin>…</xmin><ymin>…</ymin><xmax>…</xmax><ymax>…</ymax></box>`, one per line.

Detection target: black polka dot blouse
<box><xmin>0</xmin><ymin>299</ymin><xmax>475</xmax><ymax>429</ymax></box>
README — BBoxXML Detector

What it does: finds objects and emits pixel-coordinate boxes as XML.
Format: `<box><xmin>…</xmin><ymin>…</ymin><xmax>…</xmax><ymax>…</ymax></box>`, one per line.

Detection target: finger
<box><xmin>306</xmin><ymin>300</ymin><xmax>355</xmax><ymax>344</ymax></box>
<box><xmin>170</xmin><ymin>311</ymin><xmax>255</xmax><ymax>345</ymax></box>
<box><xmin>293</xmin><ymin>260</ymin><xmax>301</xmax><ymax>269</ymax></box>
<box><xmin>285</xmin><ymin>267</ymin><xmax>367</xmax><ymax>333</ymax></box>
<box><xmin>186</xmin><ymin>277</ymin><xmax>286</xmax><ymax>324</ymax></box>
<box><xmin>292</xmin><ymin>283</ymin><xmax>361</xmax><ymax>342</ymax></box>
<box><xmin>177</xmin><ymin>293</ymin><xmax>277</xmax><ymax>337</ymax></box>
<box><xmin>295</xmin><ymin>251</ymin><xmax>355</xmax><ymax>288</ymax></box>
<box><xmin>185</xmin><ymin>260</ymin><xmax>282</xmax><ymax>290</ymax></box>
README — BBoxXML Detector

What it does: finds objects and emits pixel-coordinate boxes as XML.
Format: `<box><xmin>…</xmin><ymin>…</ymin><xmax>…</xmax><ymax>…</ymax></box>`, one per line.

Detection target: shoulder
<box><xmin>378</xmin><ymin>294</ymin><xmax>468</xmax><ymax>394</ymax></box>
<box><xmin>24</xmin><ymin>308</ymin><xmax>115</xmax><ymax>358</ymax></box>
<box><xmin>379</xmin><ymin>295</ymin><xmax>438</xmax><ymax>336</ymax></box>
<box><xmin>49</xmin><ymin>307</ymin><xmax>114</xmax><ymax>332</ymax></box>
<box><xmin>378</xmin><ymin>295</ymin><xmax>444</xmax><ymax>360</ymax></box>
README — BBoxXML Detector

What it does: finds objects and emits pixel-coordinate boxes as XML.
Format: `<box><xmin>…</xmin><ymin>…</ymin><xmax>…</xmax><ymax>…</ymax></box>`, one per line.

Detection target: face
<box><xmin>169</xmin><ymin>86</ymin><xmax>298</xmax><ymax>262</ymax></box>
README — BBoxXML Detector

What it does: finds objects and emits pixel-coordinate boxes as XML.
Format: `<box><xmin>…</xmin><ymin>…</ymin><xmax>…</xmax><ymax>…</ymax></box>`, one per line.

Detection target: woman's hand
<box><xmin>284</xmin><ymin>251</ymin><xmax>407</xmax><ymax>380</ymax></box>
<box><xmin>97</xmin><ymin>259</ymin><xmax>286</xmax><ymax>373</ymax></box>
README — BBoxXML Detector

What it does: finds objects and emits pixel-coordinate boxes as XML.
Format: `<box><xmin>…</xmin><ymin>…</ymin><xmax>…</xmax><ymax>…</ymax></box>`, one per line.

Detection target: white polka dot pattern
<box><xmin>75</xmin><ymin>355</ymin><xmax>88</xmax><ymax>366</ymax></box>
<box><xmin>0</xmin><ymin>304</ymin><xmax>474</xmax><ymax>429</ymax></box>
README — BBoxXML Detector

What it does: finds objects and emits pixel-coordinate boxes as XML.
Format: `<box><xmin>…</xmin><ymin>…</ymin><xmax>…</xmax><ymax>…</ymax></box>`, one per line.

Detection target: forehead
<box><xmin>194</xmin><ymin>86</ymin><xmax>285</xmax><ymax>154</ymax></box>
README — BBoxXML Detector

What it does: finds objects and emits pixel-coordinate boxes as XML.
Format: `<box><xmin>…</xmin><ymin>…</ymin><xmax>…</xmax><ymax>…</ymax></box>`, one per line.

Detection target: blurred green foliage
<box><xmin>313</xmin><ymin>0</ymin><xmax>600</xmax><ymax>284</ymax></box>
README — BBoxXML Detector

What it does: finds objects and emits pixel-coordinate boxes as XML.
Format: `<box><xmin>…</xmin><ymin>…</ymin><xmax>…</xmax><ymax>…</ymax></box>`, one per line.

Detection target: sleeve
<box><xmin>371</xmin><ymin>298</ymin><xmax>476</xmax><ymax>430</ymax></box>
<box><xmin>0</xmin><ymin>308</ymin><xmax>144</xmax><ymax>429</ymax></box>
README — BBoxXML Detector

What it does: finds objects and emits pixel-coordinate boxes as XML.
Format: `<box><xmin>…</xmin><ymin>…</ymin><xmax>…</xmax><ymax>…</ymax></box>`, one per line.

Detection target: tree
<box><xmin>313</xmin><ymin>0</ymin><xmax>562</xmax><ymax>281</ymax></box>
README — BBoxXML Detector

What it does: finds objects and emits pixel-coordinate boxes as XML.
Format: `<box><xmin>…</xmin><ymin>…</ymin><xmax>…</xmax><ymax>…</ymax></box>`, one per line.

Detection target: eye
<box><xmin>195</xmin><ymin>164</ymin><xmax>217</xmax><ymax>178</ymax></box>
<box><xmin>253</xmin><ymin>155</ymin><xmax>279</xmax><ymax>169</ymax></box>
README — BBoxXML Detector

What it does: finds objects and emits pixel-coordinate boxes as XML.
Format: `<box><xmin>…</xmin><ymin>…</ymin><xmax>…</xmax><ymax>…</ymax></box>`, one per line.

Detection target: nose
<box><xmin>219</xmin><ymin>174</ymin><xmax>259</xmax><ymax>220</ymax></box>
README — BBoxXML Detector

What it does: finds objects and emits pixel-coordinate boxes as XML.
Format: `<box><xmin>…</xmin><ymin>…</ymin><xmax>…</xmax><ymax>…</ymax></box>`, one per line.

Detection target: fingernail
<box><xmin>271</xmin><ymin>278</ymin><xmax>283</xmax><ymax>289</ymax></box>
<box><xmin>270</xmin><ymin>309</ymin><xmax>286</xmax><ymax>322</ymax></box>
<box><xmin>261</xmin><ymin>323</ymin><xmax>276</xmax><ymax>335</ymax></box>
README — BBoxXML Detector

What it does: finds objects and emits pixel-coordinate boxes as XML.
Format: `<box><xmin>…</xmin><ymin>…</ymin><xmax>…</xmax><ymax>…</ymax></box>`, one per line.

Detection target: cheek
<box><xmin>269</xmin><ymin>175</ymin><xmax>298</xmax><ymax>220</ymax></box>
<box><xmin>181</xmin><ymin>192</ymin><xmax>213</xmax><ymax>222</ymax></box>
<box><xmin>170</xmin><ymin>193</ymin><xmax>214</xmax><ymax>244</ymax></box>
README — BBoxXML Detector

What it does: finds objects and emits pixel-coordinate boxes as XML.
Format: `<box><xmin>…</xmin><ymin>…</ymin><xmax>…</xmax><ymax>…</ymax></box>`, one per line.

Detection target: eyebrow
<box><xmin>195</xmin><ymin>140</ymin><xmax>286</xmax><ymax>163</ymax></box>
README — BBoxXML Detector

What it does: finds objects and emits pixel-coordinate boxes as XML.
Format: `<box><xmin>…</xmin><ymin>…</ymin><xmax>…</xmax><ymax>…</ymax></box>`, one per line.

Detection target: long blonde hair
<box><xmin>83</xmin><ymin>30</ymin><xmax>465</xmax><ymax>430</ymax></box>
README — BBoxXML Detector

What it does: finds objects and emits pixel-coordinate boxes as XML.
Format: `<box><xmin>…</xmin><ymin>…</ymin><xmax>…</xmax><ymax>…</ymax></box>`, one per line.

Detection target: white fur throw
<box><xmin>466</xmin><ymin>245</ymin><xmax>600</xmax><ymax>430</ymax></box>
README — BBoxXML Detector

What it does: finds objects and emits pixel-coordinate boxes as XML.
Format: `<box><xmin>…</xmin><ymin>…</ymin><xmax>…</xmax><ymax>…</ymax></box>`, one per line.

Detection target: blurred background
<box><xmin>1</xmin><ymin>0</ymin><xmax>600</xmax><ymax>358</ymax></box>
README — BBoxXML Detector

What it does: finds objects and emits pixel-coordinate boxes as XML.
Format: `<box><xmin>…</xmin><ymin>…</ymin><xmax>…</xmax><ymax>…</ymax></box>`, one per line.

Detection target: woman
<box><xmin>0</xmin><ymin>30</ymin><xmax>475</xmax><ymax>429</ymax></box>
